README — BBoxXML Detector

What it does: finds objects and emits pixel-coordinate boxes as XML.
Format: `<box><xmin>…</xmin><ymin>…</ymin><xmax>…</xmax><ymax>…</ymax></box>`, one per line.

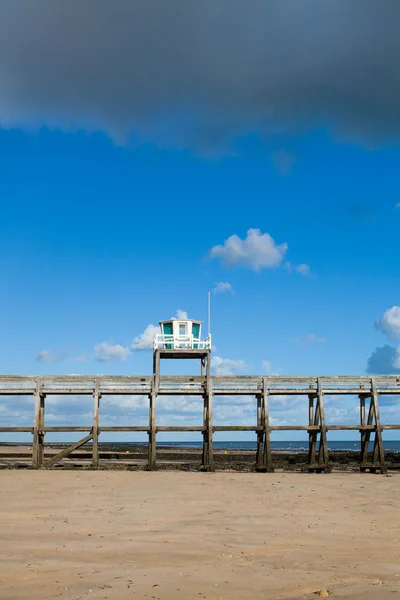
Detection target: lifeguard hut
<box><xmin>154</xmin><ymin>318</ymin><xmax>211</xmax><ymax>351</ymax></box>
<box><xmin>153</xmin><ymin>315</ymin><xmax>211</xmax><ymax>375</ymax></box>
<box><xmin>150</xmin><ymin>310</ymin><xmax>213</xmax><ymax>470</ymax></box>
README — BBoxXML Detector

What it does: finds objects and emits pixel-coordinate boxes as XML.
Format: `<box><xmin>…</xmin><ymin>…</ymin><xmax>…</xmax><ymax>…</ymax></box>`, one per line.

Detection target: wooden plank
<box><xmin>100</xmin><ymin>426</ymin><xmax>150</xmax><ymax>432</ymax></box>
<box><xmin>43</xmin><ymin>433</ymin><xmax>94</xmax><ymax>468</ymax></box>
<box><xmin>270</xmin><ymin>425</ymin><xmax>319</xmax><ymax>431</ymax></box>
<box><xmin>42</xmin><ymin>427</ymin><xmax>92</xmax><ymax>432</ymax></box>
<box><xmin>156</xmin><ymin>426</ymin><xmax>205</xmax><ymax>432</ymax></box>
<box><xmin>327</xmin><ymin>425</ymin><xmax>375</xmax><ymax>430</ymax></box>
<box><xmin>213</xmin><ymin>426</ymin><xmax>261</xmax><ymax>431</ymax></box>
<box><xmin>0</xmin><ymin>427</ymin><xmax>34</xmax><ymax>432</ymax></box>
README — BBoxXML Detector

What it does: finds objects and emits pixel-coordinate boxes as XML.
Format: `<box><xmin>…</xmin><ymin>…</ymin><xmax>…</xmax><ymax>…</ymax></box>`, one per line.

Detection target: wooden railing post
<box><xmin>256</xmin><ymin>393</ymin><xmax>263</xmax><ymax>469</ymax></box>
<box><xmin>205</xmin><ymin>354</ymin><xmax>214</xmax><ymax>470</ymax></box>
<box><xmin>92</xmin><ymin>378</ymin><xmax>101</xmax><ymax>469</ymax></box>
<box><xmin>262</xmin><ymin>378</ymin><xmax>273</xmax><ymax>472</ymax></box>
<box><xmin>317</xmin><ymin>378</ymin><xmax>329</xmax><ymax>472</ymax></box>
<box><xmin>32</xmin><ymin>377</ymin><xmax>45</xmax><ymax>468</ymax></box>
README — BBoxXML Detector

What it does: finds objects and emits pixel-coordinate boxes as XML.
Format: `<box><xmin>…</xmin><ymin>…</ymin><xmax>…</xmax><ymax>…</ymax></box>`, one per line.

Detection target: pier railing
<box><xmin>0</xmin><ymin>374</ymin><xmax>399</xmax><ymax>472</ymax></box>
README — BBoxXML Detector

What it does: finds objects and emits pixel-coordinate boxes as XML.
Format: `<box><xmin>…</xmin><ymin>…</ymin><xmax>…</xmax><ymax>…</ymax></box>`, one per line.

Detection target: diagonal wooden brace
<box><xmin>43</xmin><ymin>432</ymin><xmax>94</xmax><ymax>468</ymax></box>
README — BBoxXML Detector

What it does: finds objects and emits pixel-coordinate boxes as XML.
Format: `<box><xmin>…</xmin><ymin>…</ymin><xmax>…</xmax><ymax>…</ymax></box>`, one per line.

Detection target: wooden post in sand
<box><xmin>256</xmin><ymin>393</ymin><xmax>263</xmax><ymax>469</ymax></box>
<box><xmin>32</xmin><ymin>377</ymin><xmax>45</xmax><ymax>468</ymax></box>
<box><xmin>371</xmin><ymin>378</ymin><xmax>386</xmax><ymax>472</ymax></box>
<box><xmin>317</xmin><ymin>378</ymin><xmax>329</xmax><ymax>471</ymax></box>
<box><xmin>203</xmin><ymin>354</ymin><xmax>214</xmax><ymax>471</ymax></box>
<box><xmin>262</xmin><ymin>377</ymin><xmax>273</xmax><ymax>472</ymax></box>
<box><xmin>148</xmin><ymin>357</ymin><xmax>159</xmax><ymax>470</ymax></box>
<box><xmin>306</xmin><ymin>380</ymin><xmax>329</xmax><ymax>472</ymax></box>
<box><xmin>360</xmin><ymin>378</ymin><xmax>386</xmax><ymax>473</ymax></box>
<box><xmin>92</xmin><ymin>378</ymin><xmax>101</xmax><ymax>469</ymax></box>
<box><xmin>307</xmin><ymin>384</ymin><xmax>317</xmax><ymax>467</ymax></box>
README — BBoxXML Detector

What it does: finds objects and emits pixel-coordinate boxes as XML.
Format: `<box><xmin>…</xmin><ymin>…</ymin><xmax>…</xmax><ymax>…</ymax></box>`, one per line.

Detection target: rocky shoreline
<box><xmin>2</xmin><ymin>443</ymin><xmax>400</xmax><ymax>470</ymax></box>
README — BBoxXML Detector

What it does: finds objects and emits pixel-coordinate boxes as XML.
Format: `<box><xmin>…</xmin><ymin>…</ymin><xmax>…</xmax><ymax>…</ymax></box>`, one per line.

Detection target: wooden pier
<box><xmin>1</xmin><ymin>372</ymin><xmax>400</xmax><ymax>472</ymax></box>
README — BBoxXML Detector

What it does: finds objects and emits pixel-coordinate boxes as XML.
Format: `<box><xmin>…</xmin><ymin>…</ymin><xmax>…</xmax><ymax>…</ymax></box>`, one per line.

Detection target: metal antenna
<box><xmin>208</xmin><ymin>289</ymin><xmax>211</xmax><ymax>336</ymax></box>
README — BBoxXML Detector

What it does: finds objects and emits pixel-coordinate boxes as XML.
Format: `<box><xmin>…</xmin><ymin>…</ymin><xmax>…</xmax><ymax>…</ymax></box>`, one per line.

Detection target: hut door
<box><xmin>163</xmin><ymin>322</ymin><xmax>173</xmax><ymax>349</ymax></box>
<box><xmin>192</xmin><ymin>323</ymin><xmax>200</xmax><ymax>349</ymax></box>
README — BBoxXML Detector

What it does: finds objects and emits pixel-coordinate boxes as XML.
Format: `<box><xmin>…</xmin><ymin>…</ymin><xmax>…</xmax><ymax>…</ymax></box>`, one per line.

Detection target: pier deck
<box><xmin>0</xmin><ymin>374</ymin><xmax>399</xmax><ymax>472</ymax></box>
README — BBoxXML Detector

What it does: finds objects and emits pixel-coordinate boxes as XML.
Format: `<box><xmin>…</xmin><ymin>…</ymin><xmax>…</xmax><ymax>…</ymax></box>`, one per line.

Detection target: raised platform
<box><xmin>156</xmin><ymin>348</ymin><xmax>211</xmax><ymax>360</ymax></box>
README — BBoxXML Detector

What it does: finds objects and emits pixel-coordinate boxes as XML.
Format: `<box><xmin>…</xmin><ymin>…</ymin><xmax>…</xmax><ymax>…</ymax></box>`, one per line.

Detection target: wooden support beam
<box><xmin>307</xmin><ymin>387</ymin><xmax>318</xmax><ymax>466</ymax></box>
<box><xmin>43</xmin><ymin>433</ymin><xmax>94</xmax><ymax>468</ymax></box>
<box><xmin>148</xmin><ymin>358</ymin><xmax>159</xmax><ymax>470</ymax></box>
<box><xmin>202</xmin><ymin>355</ymin><xmax>214</xmax><ymax>471</ymax></box>
<box><xmin>371</xmin><ymin>377</ymin><xmax>387</xmax><ymax>473</ymax></box>
<box><xmin>359</xmin><ymin>387</ymin><xmax>366</xmax><ymax>471</ymax></box>
<box><xmin>262</xmin><ymin>378</ymin><xmax>273</xmax><ymax>472</ymax></box>
<box><xmin>256</xmin><ymin>394</ymin><xmax>263</xmax><ymax>469</ymax></box>
<box><xmin>92</xmin><ymin>378</ymin><xmax>101</xmax><ymax>469</ymax></box>
<box><xmin>361</xmin><ymin>389</ymin><xmax>375</xmax><ymax>468</ymax></box>
<box><xmin>317</xmin><ymin>378</ymin><xmax>329</xmax><ymax>471</ymax></box>
<box><xmin>32</xmin><ymin>377</ymin><xmax>45</xmax><ymax>468</ymax></box>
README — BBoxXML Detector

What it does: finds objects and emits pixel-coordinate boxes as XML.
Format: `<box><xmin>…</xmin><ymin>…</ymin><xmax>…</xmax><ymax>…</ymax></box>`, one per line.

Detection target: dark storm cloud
<box><xmin>1</xmin><ymin>1</ymin><xmax>400</xmax><ymax>149</ymax></box>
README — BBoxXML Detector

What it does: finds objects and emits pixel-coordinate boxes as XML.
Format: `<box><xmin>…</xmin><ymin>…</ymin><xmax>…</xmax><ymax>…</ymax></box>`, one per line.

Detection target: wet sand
<box><xmin>0</xmin><ymin>471</ymin><xmax>399</xmax><ymax>600</ymax></box>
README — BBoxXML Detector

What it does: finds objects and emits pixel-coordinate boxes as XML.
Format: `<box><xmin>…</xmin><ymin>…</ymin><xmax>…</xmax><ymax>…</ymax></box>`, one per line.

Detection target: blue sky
<box><xmin>1</xmin><ymin>1</ymin><xmax>400</xmax><ymax>441</ymax></box>
<box><xmin>1</xmin><ymin>127</ymin><xmax>400</xmax><ymax>441</ymax></box>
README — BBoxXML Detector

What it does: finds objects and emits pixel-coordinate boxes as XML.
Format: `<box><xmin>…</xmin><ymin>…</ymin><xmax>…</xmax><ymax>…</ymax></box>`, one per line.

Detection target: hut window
<box><xmin>179</xmin><ymin>323</ymin><xmax>187</xmax><ymax>336</ymax></box>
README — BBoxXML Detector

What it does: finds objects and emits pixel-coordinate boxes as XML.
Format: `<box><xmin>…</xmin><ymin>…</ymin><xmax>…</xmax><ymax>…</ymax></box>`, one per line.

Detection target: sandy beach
<box><xmin>0</xmin><ymin>471</ymin><xmax>399</xmax><ymax>600</ymax></box>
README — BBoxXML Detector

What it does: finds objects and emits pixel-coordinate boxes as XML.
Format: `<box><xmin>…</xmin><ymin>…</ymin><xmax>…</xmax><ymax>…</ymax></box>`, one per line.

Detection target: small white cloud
<box><xmin>295</xmin><ymin>264</ymin><xmax>311</xmax><ymax>276</ymax></box>
<box><xmin>131</xmin><ymin>324</ymin><xmax>160</xmax><ymax>350</ymax></box>
<box><xmin>173</xmin><ymin>309</ymin><xmax>188</xmax><ymax>320</ymax></box>
<box><xmin>376</xmin><ymin>306</ymin><xmax>400</xmax><ymax>340</ymax></box>
<box><xmin>285</xmin><ymin>262</ymin><xmax>312</xmax><ymax>276</ymax></box>
<box><xmin>36</xmin><ymin>349</ymin><xmax>53</xmax><ymax>363</ymax></box>
<box><xmin>261</xmin><ymin>360</ymin><xmax>281</xmax><ymax>375</ymax></box>
<box><xmin>209</xmin><ymin>228</ymin><xmax>287</xmax><ymax>271</ymax></box>
<box><xmin>213</xmin><ymin>281</ymin><xmax>234</xmax><ymax>294</ymax></box>
<box><xmin>395</xmin><ymin>203</ymin><xmax>400</xmax><ymax>209</ymax></box>
<box><xmin>94</xmin><ymin>341</ymin><xmax>131</xmax><ymax>361</ymax></box>
<box><xmin>36</xmin><ymin>348</ymin><xmax>69</xmax><ymax>363</ymax></box>
<box><xmin>293</xmin><ymin>333</ymin><xmax>326</xmax><ymax>346</ymax></box>
<box><xmin>211</xmin><ymin>356</ymin><xmax>245</xmax><ymax>375</ymax></box>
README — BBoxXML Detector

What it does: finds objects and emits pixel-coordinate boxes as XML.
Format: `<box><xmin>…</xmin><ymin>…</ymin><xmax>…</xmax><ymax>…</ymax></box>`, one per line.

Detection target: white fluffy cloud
<box><xmin>211</xmin><ymin>356</ymin><xmax>245</xmax><ymax>375</ymax></box>
<box><xmin>93</xmin><ymin>341</ymin><xmax>131</xmax><ymax>362</ymax></box>
<box><xmin>376</xmin><ymin>306</ymin><xmax>400</xmax><ymax>340</ymax></box>
<box><xmin>131</xmin><ymin>324</ymin><xmax>160</xmax><ymax>350</ymax></box>
<box><xmin>213</xmin><ymin>281</ymin><xmax>234</xmax><ymax>294</ymax></box>
<box><xmin>172</xmin><ymin>309</ymin><xmax>188</xmax><ymax>320</ymax></box>
<box><xmin>210</xmin><ymin>228</ymin><xmax>287</xmax><ymax>271</ymax></box>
